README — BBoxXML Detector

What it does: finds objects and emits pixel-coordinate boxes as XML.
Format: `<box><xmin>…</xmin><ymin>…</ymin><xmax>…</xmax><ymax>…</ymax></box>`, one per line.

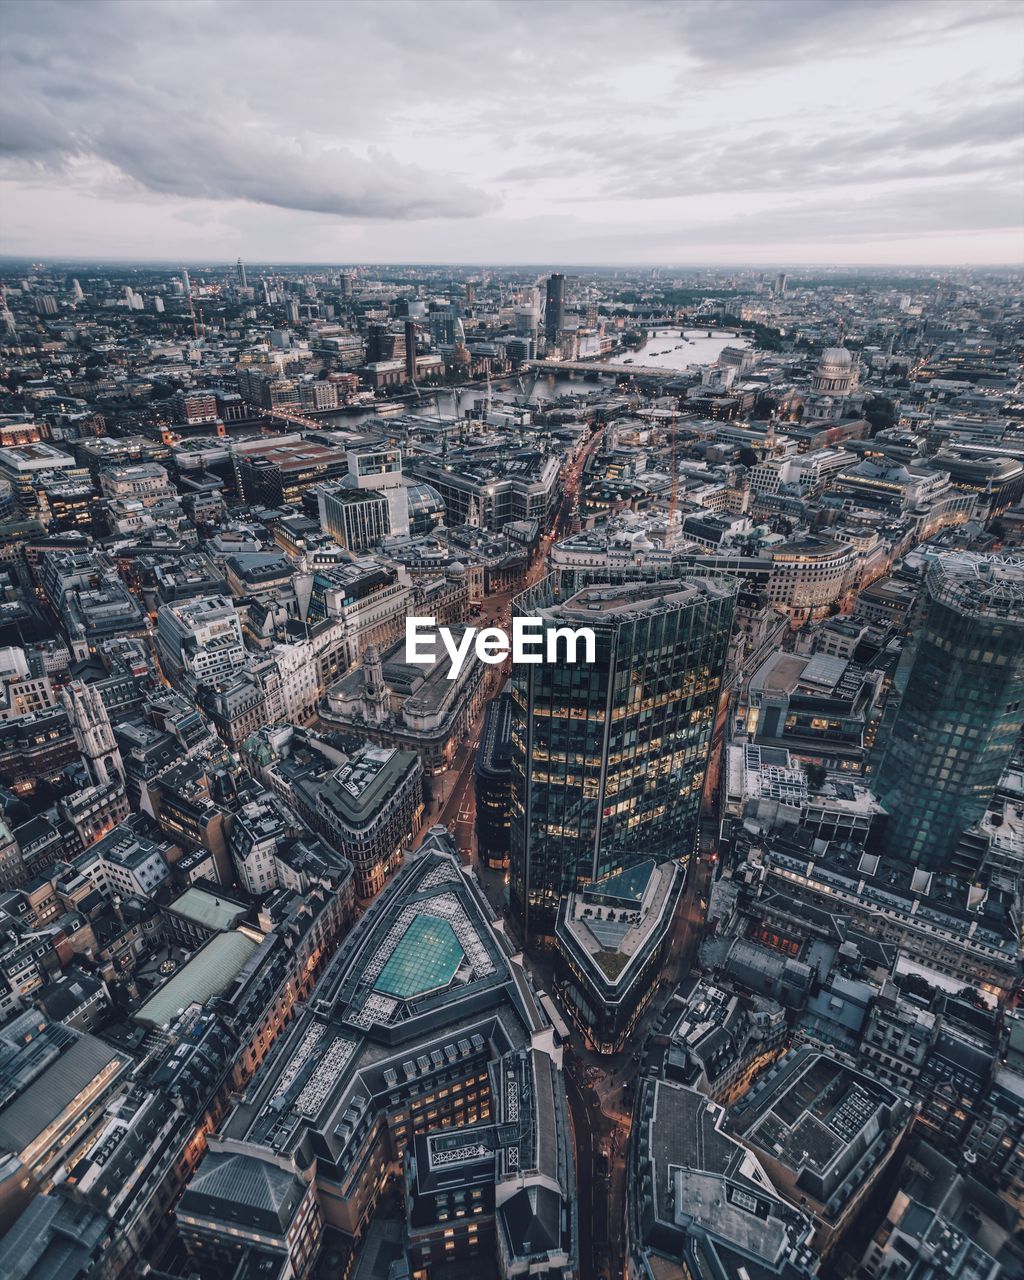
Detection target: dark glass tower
<box><xmin>874</xmin><ymin>554</ymin><xmax>1024</xmax><ymax>870</ymax></box>
<box><xmin>544</xmin><ymin>272</ymin><xmax>565</xmax><ymax>345</ymax></box>
<box><xmin>474</xmin><ymin>690</ymin><xmax>513</xmax><ymax>869</ymax></box>
<box><xmin>510</xmin><ymin>574</ymin><xmax>736</xmax><ymax>938</ymax></box>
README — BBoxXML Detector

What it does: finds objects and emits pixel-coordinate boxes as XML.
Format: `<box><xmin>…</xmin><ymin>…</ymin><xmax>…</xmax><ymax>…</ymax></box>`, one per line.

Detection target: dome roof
<box><xmin>820</xmin><ymin>346</ymin><xmax>852</xmax><ymax>367</ymax></box>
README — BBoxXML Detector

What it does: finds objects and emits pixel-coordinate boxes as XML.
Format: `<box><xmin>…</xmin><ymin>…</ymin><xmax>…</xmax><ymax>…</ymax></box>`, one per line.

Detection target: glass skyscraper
<box><xmin>510</xmin><ymin>573</ymin><xmax>736</xmax><ymax>938</ymax></box>
<box><xmin>874</xmin><ymin>554</ymin><xmax>1024</xmax><ymax>870</ymax></box>
<box><xmin>544</xmin><ymin>272</ymin><xmax>565</xmax><ymax>345</ymax></box>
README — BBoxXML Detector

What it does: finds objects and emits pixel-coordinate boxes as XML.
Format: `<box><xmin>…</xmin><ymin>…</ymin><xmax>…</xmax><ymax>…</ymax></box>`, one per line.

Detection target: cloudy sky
<box><xmin>2</xmin><ymin>0</ymin><xmax>1023</xmax><ymax>265</ymax></box>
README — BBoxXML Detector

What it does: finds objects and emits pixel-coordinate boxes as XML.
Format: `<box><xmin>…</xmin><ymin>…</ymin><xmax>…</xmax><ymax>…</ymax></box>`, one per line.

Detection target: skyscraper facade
<box><xmin>545</xmin><ymin>272</ymin><xmax>565</xmax><ymax>345</ymax></box>
<box><xmin>874</xmin><ymin>554</ymin><xmax>1024</xmax><ymax>870</ymax></box>
<box><xmin>404</xmin><ymin>318</ymin><xmax>417</xmax><ymax>383</ymax></box>
<box><xmin>510</xmin><ymin>573</ymin><xmax>736</xmax><ymax>938</ymax></box>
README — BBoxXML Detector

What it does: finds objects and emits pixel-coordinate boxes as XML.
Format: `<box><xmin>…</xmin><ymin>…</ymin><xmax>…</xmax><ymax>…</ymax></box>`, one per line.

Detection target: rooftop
<box><xmin>928</xmin><ymin>551</ymin><xmax>1024</xmax><ymax>622</ymax></box>
<box><xmin>729</xmin><ymin>1047</ymin><xmax>908</xmax><ymax>1215</ymax></box>
<box><xmin>317</xmin><ymin>746</ymin><xmax>417</xmax><ymax>826</ymax></box>
<box><xmin>169</xmin><ymin>886</ymin><xmax>248</xmax><ymax>933</ymax></box>
<box><xmin>0</xmin><ymin>1033</ymin><xmax>126</xmax><ymax>1153</ymax></box>
<box><xmin>134</xmin><ymin>929</ymin><xmax>263</xmax><ymax>1029</ymax></box>
<box><xmin>557</xmin><ymin>858</ymin><xmax>683</xmax><ymax>991</ymax></box>
<box><xmin>374</xmin><ymin>914</ymin><xmax>465</xmax><ymax>1000</ymax></box>
<box><xmin>524</xmin><ymin>571</ymin><xmax>736</xmax><ymax>626</ymax></box>
<box><xmin>635</xmin><ymin>1078</ymin><xmax>815</xmax><ymax>1274</ymax></box>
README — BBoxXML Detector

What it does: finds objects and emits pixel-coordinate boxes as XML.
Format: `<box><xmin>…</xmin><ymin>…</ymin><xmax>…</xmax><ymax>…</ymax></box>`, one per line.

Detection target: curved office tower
<box><xmin>510</xmin><ymin>573</ymin><xmax>736</xmax><ymax>939</ymax></box>
<box><xmin>874</xmin><ymin>554</ymin><xmax>1024</xmax><ymax>871</ymax></box>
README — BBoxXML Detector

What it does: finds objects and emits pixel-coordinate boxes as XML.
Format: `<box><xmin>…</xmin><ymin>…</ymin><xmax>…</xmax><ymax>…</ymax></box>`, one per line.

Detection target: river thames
<box><xmin>325</xmin><ymin>326</ymin><xmax>748</xmax><ymax>425</ymax></box>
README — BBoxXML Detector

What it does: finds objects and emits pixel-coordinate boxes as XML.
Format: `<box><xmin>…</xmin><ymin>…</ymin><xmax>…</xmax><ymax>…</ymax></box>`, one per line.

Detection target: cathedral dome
<box><xmin>812</xmin><ymin>344</ymin><xmax>856</xmax><ymax>402</ymax></box>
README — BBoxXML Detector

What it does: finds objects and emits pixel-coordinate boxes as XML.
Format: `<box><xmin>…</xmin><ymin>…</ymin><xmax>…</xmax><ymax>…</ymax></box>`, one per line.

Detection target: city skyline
<box><xmin>0</xmin><ymin>251</ymin><xmax>1021</xmax><ymax>1280</ymax></box>
<box><xmin>2</xmin><ymin>0</ymin><xmax>1023</xmax><ymax>266</ymax></box>
<box><xmin>0</xmin><ymin>2</ymin><xmax>1023</xmax><ymax>1275</ymax></box>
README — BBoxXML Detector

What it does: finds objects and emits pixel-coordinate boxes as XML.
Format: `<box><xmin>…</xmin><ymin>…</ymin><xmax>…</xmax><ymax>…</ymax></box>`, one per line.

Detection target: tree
<box><xmin>863</xmin><ymin>395</ymin><xmax>896</xmax><ymax>436</ymax></box>
<box><xmin>806</xmin><ymin>763</ymin><xmax>827</xmax><ymax>790</ymax></box>
<box><xmin>738</xmin><ymin>446</ymin><xmax>759</xmax><ymax>468</ymax></box>
<box><xmin>895</xmin><ymin>971</ymin><xmax>935</xmax><ymax>1002</ymax></box>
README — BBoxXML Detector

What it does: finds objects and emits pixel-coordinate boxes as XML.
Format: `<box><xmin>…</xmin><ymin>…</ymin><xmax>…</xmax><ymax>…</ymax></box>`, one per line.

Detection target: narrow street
<box><xmin>412</xmin><ymin>420</ymin><xmax>603</xmax><ymax>856</ymax></box>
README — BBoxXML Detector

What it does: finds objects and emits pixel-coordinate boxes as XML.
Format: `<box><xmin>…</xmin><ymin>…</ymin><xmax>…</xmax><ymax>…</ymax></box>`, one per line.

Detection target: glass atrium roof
<box><xmin>587</xmin><ymin>858</ymin><xmax>657</xmax><ymax>905</ymax></box>
<box><xmin>374</xmin><ymin>914</ymin><xmax>465</xmax><ymax>999</ymax></box>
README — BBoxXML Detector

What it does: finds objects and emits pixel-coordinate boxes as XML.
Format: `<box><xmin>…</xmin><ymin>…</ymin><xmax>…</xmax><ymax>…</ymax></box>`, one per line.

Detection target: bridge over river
<box><xmin>522</xmin><ymin>357</ymin><xmax>684</xmax><ymax>379</ymax></box>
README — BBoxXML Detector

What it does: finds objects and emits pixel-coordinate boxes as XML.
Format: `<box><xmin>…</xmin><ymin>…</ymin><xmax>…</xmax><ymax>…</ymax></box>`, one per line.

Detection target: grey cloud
<box><xmin>646</xmin><ymin>0</ymin><xmax>1015</xmax><ymax>71</ymax></box>
<box><xmin>527</xmin><ymin>96</ymin><xmax>1024</xmax><ymax>201</ymax></box>
<box><xmin>0</xmin><ymin>1</ymin><xmax>498</xmax><ymax>221</ymax></box>
<box><xmin>676</xmin><ymin>182</ymin><xmax>1024</xmax><ymax>247</ymax></box>
<box><xmin>0</xmin><ymin>0</ymin><xmax>1021</xmax><ymax>260</ymax></box>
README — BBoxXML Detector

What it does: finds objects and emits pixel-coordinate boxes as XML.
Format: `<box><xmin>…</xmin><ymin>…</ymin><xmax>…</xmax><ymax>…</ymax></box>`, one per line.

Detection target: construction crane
<box><xmin>515</xmin><ymin>366</ymin><xmax>541</xmax><ymax>407</ymax></box>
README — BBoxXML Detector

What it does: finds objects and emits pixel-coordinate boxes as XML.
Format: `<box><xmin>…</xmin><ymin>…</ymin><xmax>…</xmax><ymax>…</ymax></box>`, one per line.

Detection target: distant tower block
<box><xmin>62</xmin><ymin>680</ymin><xmax>125</xmax><ymax>787</ymax></box>
<box><xmin>545</xmin><ymin>272</ymin><xmax>565</xmax><ymax>345</ymax></box>
<box><xmin>237</xmin><ymin>258</ymin><xmax>247</xmax><ymax>290</ymax></box>
<box><xmin>404</xmin><ymin>318</ymin><xmax>417</xmax><ymax>384</ymax></box>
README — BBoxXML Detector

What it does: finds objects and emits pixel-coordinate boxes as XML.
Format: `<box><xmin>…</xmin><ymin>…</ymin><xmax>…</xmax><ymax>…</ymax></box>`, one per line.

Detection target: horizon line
<box><xmin>2</xmin><ymin>254</ymin><xmax>1022</xmax><ymax>272</ymax></box>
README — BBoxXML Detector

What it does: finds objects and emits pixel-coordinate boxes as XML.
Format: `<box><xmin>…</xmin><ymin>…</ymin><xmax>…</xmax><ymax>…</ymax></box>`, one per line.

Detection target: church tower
<box><xmin>62</xmin><ymin>681</ymin><xmax>125</xmax><ymax>787</ymax></box>
<box><xmin>360</xmin><ymin>645</ymin><xmax>388</xmax><ymax>725</ymax></box>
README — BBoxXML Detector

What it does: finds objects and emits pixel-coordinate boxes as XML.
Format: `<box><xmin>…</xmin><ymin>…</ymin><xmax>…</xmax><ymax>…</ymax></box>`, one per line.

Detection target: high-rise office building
<box><xmin>874</xmin><ymin>554</ymin><xmax>1024</xmax><ymax>870</ymax></box>
<box><xmin>156</xmin><ymin>594</ymin><xmax>246</xmax><ymax>687</ymax></box>
<box><xmin>545</xmin><ymin>272</ymin><xmax>565</xmax><ymax>345</ymax></box>
<box><xmin>366</xmin><ymin>322</ymin><xmax>390</xmax><ymax>363</ymax></box>
<box><xmin>404</xmin><ymin>318</ymin><xmax>417</xmax><ymax>383</ymax></box>
<box><xmin>475</xmin><ymin>690</ymin><xmax>513</xmax><ymax>869</ymax></box>
<box><xmin>775</xmin><ymin>271</ymin><xmax>789</xmax><ymax>296</ymax></box>
<box><xmin>318</xmin><ymin>484</ymin><xmax>391</xmax><ymax>551</ymax></box>
<box><xmin>510</xmin><ymin>574</ymin><xmax>736</xmax><ymax>938</ymax></box>
<box><xmin>236</xmin><ymin>257</ymin><xmax>247</xmax><ymax>289</ymax></box>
